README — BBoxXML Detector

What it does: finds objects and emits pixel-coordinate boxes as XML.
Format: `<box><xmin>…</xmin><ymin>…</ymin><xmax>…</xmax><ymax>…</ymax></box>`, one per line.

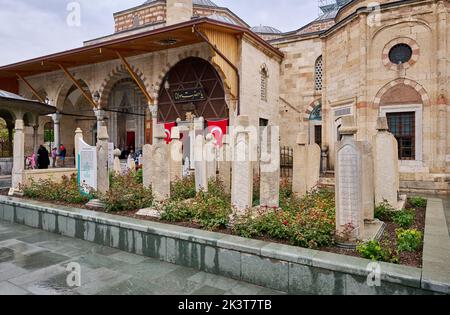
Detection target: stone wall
<box><xmin>277</xmin><ymin>37</ymin><xmax>322</xmax><ymax>147</ymax></box>
<box><xmin>276</xmin><ymin>0</ymin><xmax>449</xmax><ymax>185</ymax></box>
<box><xmin>239</xmin><ymin>38</ymin><xmax>281</xmax><ymax>129</ymax></box>
<box><xmin>2</xmin><ymin>196</ymin><xmax>447</xmax><ymax>295</ymax></box>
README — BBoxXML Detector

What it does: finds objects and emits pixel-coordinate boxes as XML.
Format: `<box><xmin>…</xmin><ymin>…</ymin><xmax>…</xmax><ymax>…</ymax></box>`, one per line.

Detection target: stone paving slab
<box><xmin>0</xmin><ymin>221</ymin><xmax>281</xmax><ymax>295</ymax></box>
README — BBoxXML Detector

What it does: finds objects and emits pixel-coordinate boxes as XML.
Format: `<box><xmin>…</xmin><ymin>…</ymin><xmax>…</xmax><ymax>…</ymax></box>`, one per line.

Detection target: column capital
<box><xmin>52</xmin><ymin>113</ymin><xmax>62</xmax><ymax>124</ymax></box>
<box><xmin>149</xmin><ymin>104</ymin><xmax>158</xmax><ymax>116</ymax></box>
<box><xmin>94</xmin><ymin>109</ymin><xmax>106</xmax><ymax>121</ymax></box>
<box><xmin>14</xmin><ymin>119</ymin><xmax>24</xmax><ymax>130</ymax></box>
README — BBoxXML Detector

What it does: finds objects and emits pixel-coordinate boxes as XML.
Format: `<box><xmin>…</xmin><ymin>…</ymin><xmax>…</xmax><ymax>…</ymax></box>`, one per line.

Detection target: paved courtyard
<box><xmin>0</xmin><ymin>221</ymin><xmax>284</xmax><ymax>295</ymax></box>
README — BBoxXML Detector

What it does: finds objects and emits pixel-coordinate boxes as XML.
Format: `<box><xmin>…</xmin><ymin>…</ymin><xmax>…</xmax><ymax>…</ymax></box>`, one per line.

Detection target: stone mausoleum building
<box><xmin>0</xmin><ymin>0</ymin><xmax>448</xmax><ymax>193</ymax></box>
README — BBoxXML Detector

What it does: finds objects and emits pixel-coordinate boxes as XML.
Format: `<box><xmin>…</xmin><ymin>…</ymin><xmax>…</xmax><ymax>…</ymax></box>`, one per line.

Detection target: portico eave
<box><xmin>0</xmin><ymin>96</ymin><xmax>56</xmax><ymax>117</ymax></box>
<box><xmin>0</xmin><ymin>18</ymin><xmax>282</xmax><ymax>81</ymax></box>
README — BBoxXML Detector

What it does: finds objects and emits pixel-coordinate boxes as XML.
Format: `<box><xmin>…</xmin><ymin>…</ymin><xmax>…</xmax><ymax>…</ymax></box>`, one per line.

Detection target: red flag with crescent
<box><xmin>164</xmin><ymin>122</ymin><xmax>176</xmax><ymax>144</ymax></box>
<box><xmin>207</xmin><ymin>119</ymin><xmax>228</xmax><ymax>147</ymax></box>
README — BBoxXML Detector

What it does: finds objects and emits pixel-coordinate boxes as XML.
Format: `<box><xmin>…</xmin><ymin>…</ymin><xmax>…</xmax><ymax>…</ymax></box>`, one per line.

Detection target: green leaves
<box><xmin>392</xmin><ymin>210</ymin><xmax>415</xmax><ymax>229</ymax></box>
<box><xmin>356</xmin><ymin>240</ymin><xmax>399</xmax><ymax>263</ymax></box>
<box><xmin>101</xmin><ymin>172</ymin><xmax>153</xmax><ymax>212</ymax></box>
<box><xmin>408</xmin><ymin>197</ymin><xmax>427</xmax><ymax>208</ymax></box>
<box><xmin>396</xmin><ymin>229</ymin><xmax>423</xmax><ymax>253</ymax></box>
<box><xmin>23</xmin><ymin>175</ymin><xmax>90</xmax><ymax>204</ymax></box>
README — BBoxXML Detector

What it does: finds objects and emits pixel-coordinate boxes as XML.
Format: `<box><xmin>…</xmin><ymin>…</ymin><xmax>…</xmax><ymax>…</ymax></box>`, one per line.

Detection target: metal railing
<box><xmin>280</xmin><ymin>146</ymin><xmax>293</xmax><ymax>179</ymax></box>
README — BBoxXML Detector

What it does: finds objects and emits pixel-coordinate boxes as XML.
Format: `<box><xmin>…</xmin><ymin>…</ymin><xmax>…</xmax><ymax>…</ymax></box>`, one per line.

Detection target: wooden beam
<box><xmin>16</xmin><ymin>73</ymin><xmax>45</xmax><ymax>103</ymax></box>
<box><xmin>58</xmin><ymin>64</ymin><xmax>97</xmax><ymax>108</ymax></box>
<box><xmin>115</xmin><ymin>51</ymin><xmax>153</xmax><ymax>104</ymax></box>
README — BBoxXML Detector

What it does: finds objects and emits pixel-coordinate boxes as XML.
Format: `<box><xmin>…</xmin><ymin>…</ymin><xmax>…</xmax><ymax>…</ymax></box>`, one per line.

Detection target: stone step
<box><xmin>319</xmin><ymin>176</ymin><xmax>335</xmax><ymax>188</ymax></box>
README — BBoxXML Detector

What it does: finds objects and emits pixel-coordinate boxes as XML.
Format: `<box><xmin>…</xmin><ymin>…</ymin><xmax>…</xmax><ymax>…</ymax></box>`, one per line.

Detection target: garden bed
<box><xmin>12</xmin><ymin>173</ymin><xmax>427</xmax><ymax>268</ymax></box>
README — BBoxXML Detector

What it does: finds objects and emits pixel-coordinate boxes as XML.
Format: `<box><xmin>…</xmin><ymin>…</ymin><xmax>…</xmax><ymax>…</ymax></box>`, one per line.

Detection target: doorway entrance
<box><xmin>127</xmin><ymin>131</ymin><xmax>136</xmax><ymax>150</ymax></box>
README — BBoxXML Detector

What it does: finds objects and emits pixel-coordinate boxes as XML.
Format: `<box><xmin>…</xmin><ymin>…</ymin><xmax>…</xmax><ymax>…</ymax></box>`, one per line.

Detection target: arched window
<box><xmin>44</xmin><ymin>122</ymin><xmax>54</xmax><ymax>143</ymax></box>
<box><xmin>315</xmin><ymin>56</ymin><xmax>323</xmax><ymax>91</ymax></box>
<box><xmin>260</xmin><ymin>66</ymin><xmax>268</xmax><ymax>102</ymax></box>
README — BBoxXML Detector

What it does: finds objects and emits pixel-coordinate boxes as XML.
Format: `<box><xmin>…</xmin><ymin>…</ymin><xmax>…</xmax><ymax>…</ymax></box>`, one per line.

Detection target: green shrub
<box><xmin>233</xmin><ymin>189</ymin><xmax>335</xmax><ymax>249</ymax></box>
<box><xmin>23</xmin><ymin>175</ymin><xmax>90</xmax><ymax>204</ymax></box>
<box><xmin>392</xmin><ymin>209</ymin><xmax>415</xmax><ymax>228</ymax></box>
<box><xmin>374</xmin><ymin>201</ymin><xmax>395</xmax><ymax>220</ymax></box>
<box><xmin>396</xmin><ymin>229</ymin><xmax>423</xmax><ymax>253</ymax></box>
<box><xmin>171</xmin><ymin>175</ymin><xmax>196</xmax><ymax>201</ymax></box>
<box><xmin>356</xmin><ymin>240</ymin><xmax>398</xmax><ymax>263</ymax></box>
<box><xmin>408</xmin><ymin>196</ymin><xmax>427</xmax><ymax>208</ymax></box>
<box><xmin>135</xmin><ymin>168</ymin><xmax>143</xmax><ymax>184</ymax></box>
<box><xmin>100</xmin><ymin>172</ymin><xmax>153</xmax><ymax>212</ymax></box>
<box><xmin>161</xmin><ymin>179</ymin><xmax>232</xmax><ymax>230</ymax></box>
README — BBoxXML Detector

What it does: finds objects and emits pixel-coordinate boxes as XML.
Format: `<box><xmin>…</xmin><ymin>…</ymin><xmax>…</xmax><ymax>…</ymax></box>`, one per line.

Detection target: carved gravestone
<box><xmin>97</xmin><ymin>122</ymin><xmax>110</xmax><ymax>194</ymax></box>
<box><xmin>335</xmin><ymin>117</ymin><xmax>364</xmax><ymax>241</ymax></box>
<box><xmin>260</xmin><ymin>125</ymin><xmax>280</xmax><ymax>208</ymax></box>
<box><xmin>292</xmin><ymin>132</ymin><xmax>321</xmax><ymax>198</ymax></box>
<box><xmin>373</xmin><ymin>117</ymin><xmax>400</xmax><ymax>207</ymax></box>
<box><xmin>204</xmin><ymin>133</ymin><xmax>217</xmax><ymax>182</ymax></box>
<box><xmin>142</xmin><ymin>144</ymin><xmax>152</xmax><ymax>189</ymax></box>
<box><xmin>194</xmin><ymin>134</ymin><xmax>208</xmax><ymax>192</ymax></box>
<box><xmin>151</xmin><ymin>125</ymin><xmax>170</xmax><ymax>201</ymax></box>
<box><xmin>218</xmin><ymin>135</ymin><xmax>231</xmax><ymax>193</ymax></box>
<box><xmin>231</xmin><ymin>115</ymin><xmax>253</xmax><ymax>213</ymax></box>
<box><xmin>169</xmin><ymin>127</ymin><xmax>183</xmax><ymax>182</ymax></box>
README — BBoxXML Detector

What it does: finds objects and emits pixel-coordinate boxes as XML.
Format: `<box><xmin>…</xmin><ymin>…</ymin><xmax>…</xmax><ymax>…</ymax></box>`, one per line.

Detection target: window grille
<box><xmin>315</xmin><ymin>56</ymin><xmax>323</xmax><ymax>91</ymax></box>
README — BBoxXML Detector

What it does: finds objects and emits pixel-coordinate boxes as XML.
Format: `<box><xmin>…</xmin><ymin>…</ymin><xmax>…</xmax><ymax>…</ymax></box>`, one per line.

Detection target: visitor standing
<box><xmin>51</xmin><ymin>147</ymin><xmax>58</xmax><ymax>168</ymax></box>
<box><xmin>37</xmin><ymin>145</ymin><xmax>50</xmax><ymax>169</ymax></box>
<box><xmin>59</xmin><ymin>144</ymin><xmax>67</xmax><ymax>167</ymax></box>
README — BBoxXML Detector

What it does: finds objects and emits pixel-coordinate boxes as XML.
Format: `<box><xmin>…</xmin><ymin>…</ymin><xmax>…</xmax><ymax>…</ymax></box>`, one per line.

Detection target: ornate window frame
<box><xmin>260</xmin><ymin>64</ymin><xmax>268</xmax><ymax>102</ymax></box>
<box><xmin>314</xmin><ymin>56</ymin><xmax>323</xmax><ymax>91</ymax></box>
<box><xmin>382</xmin><ymin>38</ymin><xmax>420</xmax><ymax>71</ymax></box>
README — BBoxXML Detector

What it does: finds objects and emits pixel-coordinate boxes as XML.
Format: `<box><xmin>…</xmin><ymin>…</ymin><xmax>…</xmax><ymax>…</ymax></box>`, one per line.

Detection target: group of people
<box><xmin>34</xmin><ymin>144</ymin><xmax>67</xmax><ymax>169</ymax></box>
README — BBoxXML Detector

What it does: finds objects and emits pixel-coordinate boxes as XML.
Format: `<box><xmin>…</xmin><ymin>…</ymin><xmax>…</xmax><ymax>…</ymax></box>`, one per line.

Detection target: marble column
<box><xmin>74</xmin><ymin>128</ymin><xmax>83</xmax><ymax>168</ymax></box>
<box><xmin>149</xmin><ymin>104</ymin><xmax>158</xmax><ymax>145</ymax></box>
<box><xmin>32</xmin><ymin>125</ymin><xmax>39</xmax><ymax>154</ymax></box>
<box><xmin>10</xmin><ymin>119</ymin><xmax>25</xmax><ymax>195</ymax></box>
<box><xmin>94</xmin><ymin>109</ymin><xmax>106</xmax><ymax>141</ymax></box>
<box><xmin>52</xmin><ymin>112</ymin><xmax>62</xmax><ymax>152</ymax></box>
<box><xmin>96</xmin><ymin>122</ymin><xmax>110</xmax><ymax>194</ymax></box>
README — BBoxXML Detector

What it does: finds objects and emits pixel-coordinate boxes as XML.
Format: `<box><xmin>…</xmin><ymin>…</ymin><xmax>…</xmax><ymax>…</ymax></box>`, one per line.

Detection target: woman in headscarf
<box><xmin>37</xmin><ymin>145</ymin><xmax>50</xmax><ymax>169</ymax></box>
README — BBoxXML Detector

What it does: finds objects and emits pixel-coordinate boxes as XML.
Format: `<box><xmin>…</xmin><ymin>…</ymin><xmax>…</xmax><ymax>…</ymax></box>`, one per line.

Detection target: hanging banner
<box><xmin>172</xmin><ymin>88</ymin><xmax>206</xmax><ymax>103</ymax></box>
<box><xmin>207</xmin><ymin>119</ymin><xmax>228</xmax><ymax>147</ymax></box>
<box><xmin>77</xmin><ymin>138</ymin><xmax>97</xmax><ymax>194</ymax></box>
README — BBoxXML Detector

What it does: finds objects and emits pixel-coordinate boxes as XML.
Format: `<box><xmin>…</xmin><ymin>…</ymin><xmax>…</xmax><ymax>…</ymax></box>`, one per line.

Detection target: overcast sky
<box><xmin>0</xmin><ymin>0</ymin><xmax>319</xmax><ymax>66</ymax></box>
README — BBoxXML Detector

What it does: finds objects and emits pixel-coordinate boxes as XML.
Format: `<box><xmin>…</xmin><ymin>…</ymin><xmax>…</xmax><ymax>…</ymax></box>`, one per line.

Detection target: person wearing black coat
<box><xmin>37</xmin><ymin>145</ymin><xmax>50</xmax><ymax>169</ymax></box>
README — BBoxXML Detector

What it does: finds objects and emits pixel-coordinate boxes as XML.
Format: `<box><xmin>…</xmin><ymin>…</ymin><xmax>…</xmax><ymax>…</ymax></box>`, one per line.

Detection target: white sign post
<box><xmin>77</xmin><ymin>138</ymin><xmax>97</xmax><ymax>194</ymax></box>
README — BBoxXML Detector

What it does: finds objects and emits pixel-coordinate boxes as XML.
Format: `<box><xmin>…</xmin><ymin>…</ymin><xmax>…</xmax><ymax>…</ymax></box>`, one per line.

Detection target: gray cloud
<box><xmin>0</xmin><ymin>0</ymin><xmax>318</xmax><ymax>66</ymax></box>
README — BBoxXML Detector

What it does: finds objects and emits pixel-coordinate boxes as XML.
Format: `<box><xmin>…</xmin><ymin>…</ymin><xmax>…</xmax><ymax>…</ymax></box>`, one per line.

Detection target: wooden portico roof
<box><xmin>0</xmin><ymin>18</ymin><xmax>283</xmax><ymax>81</ymax></box>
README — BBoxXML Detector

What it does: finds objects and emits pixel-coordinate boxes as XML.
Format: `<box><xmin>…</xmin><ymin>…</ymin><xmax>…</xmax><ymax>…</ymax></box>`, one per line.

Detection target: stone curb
<box><xmin>0</xmin><ymin>196</ymin><xmax>440</xmax><ymax>295</ymax></box>
<box><xmin>421</xmin><ymin>198</ymin><xmax>450</xmax><ymax>294</ymax></box>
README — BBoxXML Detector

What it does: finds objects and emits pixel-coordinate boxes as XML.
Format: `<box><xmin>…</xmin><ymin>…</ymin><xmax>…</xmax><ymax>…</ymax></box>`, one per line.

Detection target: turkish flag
<box><xmin>164</xmin><ymin>122</ymin><xmax>176</xmax><ymax>144</ymax></box>
<box><xmin>207</xmin><ymin>119</ymin><xmax>228</xmax><ymax>147</ymax></box>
